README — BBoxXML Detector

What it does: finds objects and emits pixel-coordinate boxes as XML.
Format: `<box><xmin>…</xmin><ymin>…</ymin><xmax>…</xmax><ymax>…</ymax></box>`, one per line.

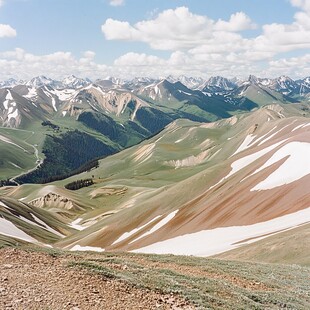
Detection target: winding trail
<box><xmin>0</xmin><ymin>127</ymin><xmax>44</xmax><ymax>184</ymax></box>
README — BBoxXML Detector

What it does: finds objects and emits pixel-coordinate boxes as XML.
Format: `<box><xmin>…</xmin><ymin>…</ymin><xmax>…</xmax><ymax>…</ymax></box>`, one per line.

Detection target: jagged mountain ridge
<box><xmin>0</xmin><ymin>74</ymin><xmax>309</xmax><ymax>184</ymax></box>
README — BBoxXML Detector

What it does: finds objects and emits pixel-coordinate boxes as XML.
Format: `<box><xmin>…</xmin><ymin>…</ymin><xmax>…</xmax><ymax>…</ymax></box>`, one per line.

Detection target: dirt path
<box><xmin>0</xmin><ymin>248</ymin><xmax>193</xmax><ymax>310</ymax></box>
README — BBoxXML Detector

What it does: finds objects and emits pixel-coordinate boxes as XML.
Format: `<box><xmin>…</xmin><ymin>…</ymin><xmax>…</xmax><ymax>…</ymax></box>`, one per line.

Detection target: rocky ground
<box><xmin>0</xmin><ymin>248</ymin><xmax>193</xmax><ymax>310</ymax></box>
<box><xmin>1</xmin><ymin>246</ymin><xmax>309</xmax><ymax>309</ymax></box>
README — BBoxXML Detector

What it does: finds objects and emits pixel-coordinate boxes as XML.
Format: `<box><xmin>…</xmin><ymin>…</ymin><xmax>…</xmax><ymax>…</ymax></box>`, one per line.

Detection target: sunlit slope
<box><xmin>214</xmin><ymin>223</ymin><xmax>310</xmax><ymax>266</ymax></box>
<box><xmin>50</xmin><ymin>104</ymin><xmax>309</xmax><ymax>254</ymax></box>
<box><xmin>0</xmin><ymin>196</ymin><xmax>75</xmax><ymax>245</ymax></box>
<box><xmin>1</xmin><ymin>104</ymin><xmax>309</xmax><ymax>257</ymax></box>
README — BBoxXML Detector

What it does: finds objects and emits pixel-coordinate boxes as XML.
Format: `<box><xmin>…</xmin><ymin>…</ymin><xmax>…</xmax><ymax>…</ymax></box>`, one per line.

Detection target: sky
<box><xmin>0</xmin><ymin>0</ymin><xmax>309</xmax><ymax>81</ymax></box>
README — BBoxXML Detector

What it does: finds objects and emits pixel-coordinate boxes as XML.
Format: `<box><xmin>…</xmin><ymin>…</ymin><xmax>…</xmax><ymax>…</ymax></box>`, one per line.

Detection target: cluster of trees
<box><xmin>78</xmin><ymin>111</ymin><xmax>129</xmax><ymax>147</ymax></box>
<box><xmin>65</xmin><ymin>178</ymin><xmax>94</xmax><ymax>190</ymax></box>
<box><xmin>16</xmin><ymin>130</ymin><xmax>116</xmax><ymax>184</ymax></box>
<box><xmin>78</xmin><ymin>111</ymin><xmax>150</xmax><ymax>148</ymax></box>
<box><xmin>0</xmin><ymin>179</ymin><xmax>17</xmax><ymax>187</ymax></box>
<box><xmin>135</xmin><ymin>107</ymin><xmax>175</xmax><ymax>134</ymax></box>
<box><xmin>41</xmin><ymin>120</ymin><xmax>60</xmax><ymax>131</ymax></box>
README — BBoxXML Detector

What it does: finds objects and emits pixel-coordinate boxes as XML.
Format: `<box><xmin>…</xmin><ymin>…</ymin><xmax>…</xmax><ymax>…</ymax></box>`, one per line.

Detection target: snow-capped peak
<box><xmin>62</xmin><ymin>75</ymin><xmax>91</xmax><ymax>89</ymax></box>
<box><xmin>0</xmin><ymin>78</ymin><xmax>24</xmax><ymax>88</ymax></box>
<box><xmin>26</xmin><ymin>76</ymin><xmax>62</xmax><ymax>89</ymax></box>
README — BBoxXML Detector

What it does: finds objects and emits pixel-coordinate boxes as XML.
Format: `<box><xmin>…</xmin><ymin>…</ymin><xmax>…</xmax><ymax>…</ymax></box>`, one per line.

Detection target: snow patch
<box><xmin>211</xmin><ymin>140</ymin><xmax>287</xmax><ymax>189</ymax></box>
<box><xmin>24</xmin><ymin>87</ymin><xmax>37</xmax><ymax>99</ymax></box>
<box><xmin>70</xmin><ymin>218</ymin><xmax>86</xmax><ymax>231</ymax></box>
<box><xmin>8</xmin><ymin>108</ymin><xmax>19</xmax><ymax>121</ymax></box>
<box><xmin>257</xmin><ymin>124</ymin><xmax>290</xmax><ymax>146</ymax></box>
<box><xmin>0</xmin><ymin>216</ymin><xmax>38</xmax><ymax>243</ymax></box>
<box><xmin>5</xmin><ymin>90</ymin><xmax>13</xmax><ymax>101</ymax></box>
<box><xmin>70</xmin><ymin>245</ymin><xmax>105</xmax><ymax>252</ymax></box>
<box><xmin>112</xmin><ymin>215</ymin><xmax>162</xmax><ymax>245</ymax></box>
<box><xmin>231</xmin><ymin>134</ymin><xmax>256</xmax><ymax>156</ymax></box>
<box><xmin>133</xmin><ymin>207</ymin><xmax>310</xmax><ymax>257</ymax></box>
<box><xmin>251</xmin><ymin>142</ymin><xmax>310</xmax><ymax>191</ymax></box>
<box><xmin>130</xmin><ymin>210</ymin><xmax>178</xmax><ymax>244</ymax></box>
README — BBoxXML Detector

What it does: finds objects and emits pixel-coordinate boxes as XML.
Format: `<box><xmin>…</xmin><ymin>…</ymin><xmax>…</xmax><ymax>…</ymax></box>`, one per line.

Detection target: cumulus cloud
<box><xmin>268</xmin><ymin>53</ymin><xmax>310</xmax><ymax>77</ymax></box>
<box><xmin>290</xmin><ymin>0</ymin><xmax>310</xmax><ymax>12</ymax></box>
<box><xmin>101</xmin><ymin>5</ymin><xmax>310</xmax><ymax>60</ymax></box>
<box><xmin>214</xmin><ymin>12</ymin><xmax>256</xmax><ymax>32</ymax></box>
<box><xmin>102</xmin><ymin>7</ymin><xmax>254</xmax><ymax>50</ymax></box>
<box><xmin>114</xmin><ymin>52</ymin><xmax>165</xmax><ymax>67</ymax></box>
<box><xmin>0</xmin><ymin>49</ymin><xmax>108</xmax><ymax>80</ymax></box>
<box><xmin>102</xmin><ymin>19</ymin><xmax>138</xmax><ymax>40</ymax></box>
<box><xmin>0</xmin><ymin>24</ymin><xmax>17</xmax><ymax>38</ymax></box>
<box><xmin>109</xmin><ymin>0</ymin><xmax>124</xmax><ymax>6</ymax></box>
<box><xmin>1</xmin><ymin>3</ymin><xmax>310</xmax><ymax>81</ymax></box>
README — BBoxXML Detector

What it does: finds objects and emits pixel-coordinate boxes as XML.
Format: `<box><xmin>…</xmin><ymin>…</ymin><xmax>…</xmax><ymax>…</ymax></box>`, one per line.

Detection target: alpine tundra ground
<box><xmin>0</xmin><ymin>246</ymin><xmax>309</xmax><ymax>310</ymax></box>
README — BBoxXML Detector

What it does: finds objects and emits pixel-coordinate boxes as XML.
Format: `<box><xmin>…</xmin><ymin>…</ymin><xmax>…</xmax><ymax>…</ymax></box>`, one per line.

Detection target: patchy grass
<box><xmin>67</xmin><ymin>251</ymin><xmax>310</xmax><ymax>309</ymax></box>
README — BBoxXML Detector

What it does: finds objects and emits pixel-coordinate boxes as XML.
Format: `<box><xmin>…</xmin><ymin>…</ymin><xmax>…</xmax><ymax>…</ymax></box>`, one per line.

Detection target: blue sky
<box><xmin>0</xmin><ymin>0</ymin><xmax>309</xmax><ymax>80</ymax></box>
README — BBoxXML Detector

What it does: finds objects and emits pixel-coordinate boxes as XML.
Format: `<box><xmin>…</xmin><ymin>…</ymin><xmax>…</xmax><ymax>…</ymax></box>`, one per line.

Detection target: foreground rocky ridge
<box><xmin>0</xmin><ymin>247</ymin><xmax>309</xmax><ymax>309</ymax></box>
<box><xmin>0</xmin><ymin>248</ymin><xmax>193</xmax><ymax>310</ymax></box>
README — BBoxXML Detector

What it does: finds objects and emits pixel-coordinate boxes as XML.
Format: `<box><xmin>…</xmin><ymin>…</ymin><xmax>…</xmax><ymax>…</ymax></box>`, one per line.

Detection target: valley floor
<box><xmin>0</xmin><ymin>247</ymin><xmax>309</xmax><ymax>309</ymax></box>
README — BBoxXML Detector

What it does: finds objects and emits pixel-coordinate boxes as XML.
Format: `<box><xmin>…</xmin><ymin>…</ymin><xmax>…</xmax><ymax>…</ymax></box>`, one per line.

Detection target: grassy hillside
<box><xmin>215</xmin><ymin>223</ymin><xmax>310</xmax><ymax>266</ymax></box>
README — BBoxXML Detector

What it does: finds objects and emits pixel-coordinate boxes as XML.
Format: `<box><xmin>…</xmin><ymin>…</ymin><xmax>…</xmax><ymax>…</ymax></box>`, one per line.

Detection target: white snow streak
<box><xmin>70</xmin><ymin>245</ymin><xmax>105</xmax><ymax>252</ymax></box>
<box><xmin>0</xmin><ymin>217</ymin><xmax>38</xmax><ymax>243</ymax></box>
<box><xmin>130</xmin><ymin>210</ymin><xmax>178</xmax><ymax>244</ymax></box>
<box><xmin>231</xmin><ymin>134</ymin><xmax>256</xmax><ymax>156</ymax></box>
<box><xmin>31</xmin><ymin>214</ymin><xmax>64</xmax><ymax>237</ymax></box>
<box><xmin>133</xmin><ymin>207</ymin><xmax>310</xmax><ymax>257</ymax></box>
<box><xmin>211</xmin><ymin>140</ymin><xmax>287</xmax><ymax>189</ymax></box>
<box><xmin>251</xmin><ymin>142</ymin><xmax>310</xmax><ymax>191</ymax></box>
<box><xmin>70</xmin><ymin>218</ymin><xmax>86</xmax><ymax>231</ymax></box>
<box><xmin>112</xmin><ymin>215</ymin><xmax>162</xmax><ymax>245</ymax></box>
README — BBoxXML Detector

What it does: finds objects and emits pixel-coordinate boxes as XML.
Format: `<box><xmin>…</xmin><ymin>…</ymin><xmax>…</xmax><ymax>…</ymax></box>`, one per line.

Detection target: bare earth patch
<box><xmin>0</xmin><ymin>248</ymin><xmax>193</xmax><ymax>310</ymax></box>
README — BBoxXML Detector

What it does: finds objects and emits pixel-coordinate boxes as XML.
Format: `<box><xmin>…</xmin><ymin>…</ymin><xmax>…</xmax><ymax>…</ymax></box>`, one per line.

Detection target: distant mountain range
<box><xmin>0</xmin><ymin>73</ymin><xmax>309</xmax><ymax>184</ymax></box>
<box><xmin>1</xmin><ymin>74</ymin><xmax>310</xmax><ymax>95</ymax></box>
<box><xmin>1</xmin><ymin>74</ymin><xmax>309</xmax><ymax>129</ymax></box>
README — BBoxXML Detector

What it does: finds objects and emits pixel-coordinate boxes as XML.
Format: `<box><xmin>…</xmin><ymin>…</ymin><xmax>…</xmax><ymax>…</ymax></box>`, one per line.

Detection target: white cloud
<box><xmin>0</xmin><ymin>47</ymin><xmax>309</xmax><ymax>81</ymax></box>
<box><xmin>82</xmin><ymin>50</ymin><xmax>96</xmax><ymax>59</ymax></box>
<box><xmin>101</xmin><ymin>5</ymin><xmax>310</xmax><ymax>61</ymax></box>
<box><xmin>1</xmin><ymin>3</ymin><xmax>310</xmax><ymax>81</ymax></box>
<box><xmin>114</xmin><ymin>52</ymin><xmax>165</xmax><ymax>67</ymax></box>
<box><xmin>0</xmin><ymin>24</ymin><xmax>17</xmax><ymax>38</ymax></box>
<box><xmin>290</xmin><ymin>0</ymin><xmax>310</xmax><ymax>12</ymax></box>
<box><xmin>102</xmin><ymin>7</ymin><xmax>254</xmax><ymax>50</ymax></box>
<box><xmin>268</xmin><ymin>53</ymin><xmax>310</xmax><ymax>77</ymax></box>
<box><xmin>0</xmin><ymin>0</ymin><xmax>4</xmax><ymax>7</ymax></box>
<box><xmin>102</xmin><ymin>19</ymin><xmax>138</xmax><ymax>40</ymax></box>
<box><xmin>109</xmin><ymin>0</ymin><xmax>124</xmax><ymax>6</ymax></box>
<box><xmin>214</xmin><ymin>12</ymin><xmax>256</xmax><ymax>32</ymax></box>
<box><xmin>0</xmin><ymin>49</ymin><xmax>107</xmax><ymax>80</ymax></box>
